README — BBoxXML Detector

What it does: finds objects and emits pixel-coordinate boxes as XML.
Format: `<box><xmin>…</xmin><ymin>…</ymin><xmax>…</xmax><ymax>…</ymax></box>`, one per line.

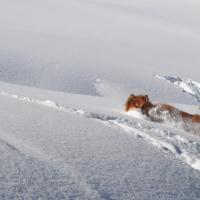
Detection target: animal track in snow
<box><xmin>1</xmin><ymin>91</ymin><xmax>200</xmax><ymax>171</ymax></box>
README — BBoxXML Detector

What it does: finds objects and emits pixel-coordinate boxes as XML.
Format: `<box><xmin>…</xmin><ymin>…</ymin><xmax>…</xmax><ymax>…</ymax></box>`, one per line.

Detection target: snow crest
<box><xmin>155</xmin><ymin>75</ymin><xmax>200</xmax><ymax>103</ymax></box>
<box><xmin>1</xmin><ymin>91</ymin><xmax>200</xmax><ymax>171</ymax></box>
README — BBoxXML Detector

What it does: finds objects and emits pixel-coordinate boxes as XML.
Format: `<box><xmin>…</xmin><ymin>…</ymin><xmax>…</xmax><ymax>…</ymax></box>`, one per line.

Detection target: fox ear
<box><xmin>145</xmin><ymin>95</ymin><xmax>149</xmax><ymax>101</ymax></box>
<box><xmin>126</xmin><ymin>94</ymin><xmax>135</xmax><ymax>104</ymax></box>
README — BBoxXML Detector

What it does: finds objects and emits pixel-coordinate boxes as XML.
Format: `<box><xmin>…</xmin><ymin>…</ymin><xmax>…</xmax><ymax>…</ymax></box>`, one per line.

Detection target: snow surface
<box><xmin>0</xmin><ymin>0</ymin><xmax>200</xmax><ymax>103</ymax></box>
<box><xmin>0</xmin><ymin>0</ymin><xmax>200</xmax><ymax>199</ymax></box>
<box><xmin>156</xmin><ymin>75</ymin><xmax>200</xmax><ymax>103</ymax></box>
<box><xmin>0</xmin><ymin>81</ymin><xmax>200</xmax><ymax>199</ymax></box>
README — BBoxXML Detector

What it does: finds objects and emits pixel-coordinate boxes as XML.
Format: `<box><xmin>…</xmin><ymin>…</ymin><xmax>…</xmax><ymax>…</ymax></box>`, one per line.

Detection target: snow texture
<box><xmin>156</xmin><ymin>75</ymin><xmax>200</xmax><ymax>103</ymax></box>
<box><xmin>0</xmin><ymin>85</ymin><xmax>200</xmax><ymax>171</ymax></box>
<box><xmin>0</xmin><ymin>82</ymin><xmax>200</xmax><ymax>199</ymax></box>
<box><xmin>0</xmin><ymin>0</ymin><xmax>200</xmax><ymax>104</ymax></box>
<box><xmin>0</xmin><ymin>0</ymin><xmax>200</xmax><ymax>199</ymax></box>
<box><xmin>0</xmin><ymin>81</ymin><xmax>200</xmax><ymax>199</ymax></box>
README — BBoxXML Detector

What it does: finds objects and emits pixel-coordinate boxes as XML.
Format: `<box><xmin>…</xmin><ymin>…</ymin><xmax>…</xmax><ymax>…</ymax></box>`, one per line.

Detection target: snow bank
<box><xmin>0</xmin><ymin>0</ymin><xmax>200</xmax><ymax>99</ymax></box>
<box><xmin>155</xmin><ymin>75</ymin><xmax>200</xmax><ymax>103</ymax></box>
<box><xmin>1</xmin><ymin>89</ymin><xmax>200</xmax><ymax>171</ymax></box>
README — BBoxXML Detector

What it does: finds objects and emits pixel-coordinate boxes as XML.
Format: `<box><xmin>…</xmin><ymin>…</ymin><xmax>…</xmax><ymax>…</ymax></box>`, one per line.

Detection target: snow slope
<box><xmin>0</xmin><ymin>81</ymin><xmax>200</xmax><ymax>199</ymax></box>
<box><xmin>0</xmin><ymin>0</ymin><xmax>200</xmax><ymax>103</ymax></box>
<box><xmin>156</xmin><ymin>75</ymin><xmax>200</xmax><ymax>103</ymax></box>
<box><xmin>1</xmin><ymin>0</ymin><xmax>200</xmax><ymax>199</ymax></box>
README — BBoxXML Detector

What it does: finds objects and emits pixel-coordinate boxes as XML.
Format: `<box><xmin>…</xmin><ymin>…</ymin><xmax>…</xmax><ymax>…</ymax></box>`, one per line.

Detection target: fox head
<box><xmin>125</xmin><ymin>94</ymin><xmax>149</xmax><ymax>112</ymax></box>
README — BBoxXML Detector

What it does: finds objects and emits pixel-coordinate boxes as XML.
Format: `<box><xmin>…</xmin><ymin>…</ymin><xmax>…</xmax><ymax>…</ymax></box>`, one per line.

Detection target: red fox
<box><xmin>125</xmin><ymin>94</ymin><xmax>200</xmax><ymax>124</ymax></box>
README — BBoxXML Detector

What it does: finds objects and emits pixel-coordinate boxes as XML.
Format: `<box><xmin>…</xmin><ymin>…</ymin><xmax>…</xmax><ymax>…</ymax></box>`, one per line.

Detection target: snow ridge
<box><xmin>1</xmin><ymin>91</ymin><xmax>200</xmax><ymax>171</ymax></box>
<box><xmin>155</xmin><ymin>75</ymin><xmax>200</xmax><ymax>103</ymax></box>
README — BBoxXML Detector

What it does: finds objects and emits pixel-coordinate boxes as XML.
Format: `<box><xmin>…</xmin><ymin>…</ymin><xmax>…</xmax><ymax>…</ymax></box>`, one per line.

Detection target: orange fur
<box><xmin>125</xmin><ymin>94</ymin><xmax>149</xmax><ymax>111</ymax></box>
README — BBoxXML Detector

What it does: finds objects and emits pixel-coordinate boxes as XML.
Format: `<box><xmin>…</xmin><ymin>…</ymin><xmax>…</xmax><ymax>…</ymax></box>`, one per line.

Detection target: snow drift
<box><xmin>0</xmin><ymin>82</ymin><xmax>200</xmax><ymax>172</ymax></box>
<box><xmin>156</xmin><ymin>75</ymin><xmax>200</xmax><ymax>103</ymax></box>
<box><xmin>0</xmin><ymin>0</ymin><xmax>200</xmax><ymax>101</ymax></box>
<box><xmin>1</xmin><ymin>0</ymin><xmax>200</xmax><ymax>198</ymax></box>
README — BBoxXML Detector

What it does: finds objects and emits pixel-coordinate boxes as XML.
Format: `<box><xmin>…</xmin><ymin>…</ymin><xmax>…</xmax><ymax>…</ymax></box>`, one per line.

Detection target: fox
<box><xmin>125</xmin><ymin>94</ymin><xmax>200</xmax><ymax>124</ymax></box>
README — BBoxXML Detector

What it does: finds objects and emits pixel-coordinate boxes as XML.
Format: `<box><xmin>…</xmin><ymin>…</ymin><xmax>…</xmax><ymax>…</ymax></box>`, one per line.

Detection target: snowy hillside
<box><xmin>0</xmin><ymin>81</ymin><xmax>200</xmax><ymax>199</ymax></box>
<box><xmin>0</xmin><ymin>0</ymin><xmax>200</xmax><ymax>103</ymax></box>
<box><xmin>1</xmin><ymin>0</ymin><xmax>200</xmax><ymax>199</ymax></box>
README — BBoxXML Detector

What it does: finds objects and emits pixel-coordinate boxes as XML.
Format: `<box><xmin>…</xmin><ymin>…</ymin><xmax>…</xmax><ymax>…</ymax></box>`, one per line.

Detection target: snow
<box><xmin>0</xmin><ymin>0</ymin><xmax>200</xmax><ymax>103</ymax></box>
<box><xmin>0</xmin><ymin>81</ymin><xmax>200</xmax><ymax>199</ymax></box>
<box><xmin>0</xmin><ymin>0</ymin><xmax>200</xmax><ymax>199</ymax></box>
<box><xmin>125</xmin><ymin>109</ymin><xmax>146</xmax><ymax>120</ymax></box>
<box><xmin>156</xmin><ymin>75</ymin><xmax>200</xmax><ymax>103</ymax></box>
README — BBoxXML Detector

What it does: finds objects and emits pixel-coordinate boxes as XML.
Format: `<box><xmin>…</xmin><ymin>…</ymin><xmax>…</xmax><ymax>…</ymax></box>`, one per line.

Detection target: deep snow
<box><xmin>0</xmin><ymin>81</ymin><xmax>200</xmax><ymax>199</ymax></box>
<box><xmin>0</xmin><ymin>0</ymin><xmax>200</xmax><ymax>199</ymax></box>
<box><xmin>0</xmin><ymin>0</ymin><xmax>200</xmax><ymax>103</ymax></box>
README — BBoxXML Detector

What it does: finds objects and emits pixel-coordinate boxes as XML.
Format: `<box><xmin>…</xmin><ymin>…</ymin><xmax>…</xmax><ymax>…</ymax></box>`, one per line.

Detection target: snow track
<box><xmin>0</xmin><ymin>117</ymin><xmax>106</xmax><ymax>200</ymax></box>
<box><xmin>1</xmin><ymin>91</ymin><xmax>200</xmax><ymax>172</ymax></box>
<box><xmin>0</xmin><ymin>136</ymin><xmax>103</xmax><ymax>200</ymax></box>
